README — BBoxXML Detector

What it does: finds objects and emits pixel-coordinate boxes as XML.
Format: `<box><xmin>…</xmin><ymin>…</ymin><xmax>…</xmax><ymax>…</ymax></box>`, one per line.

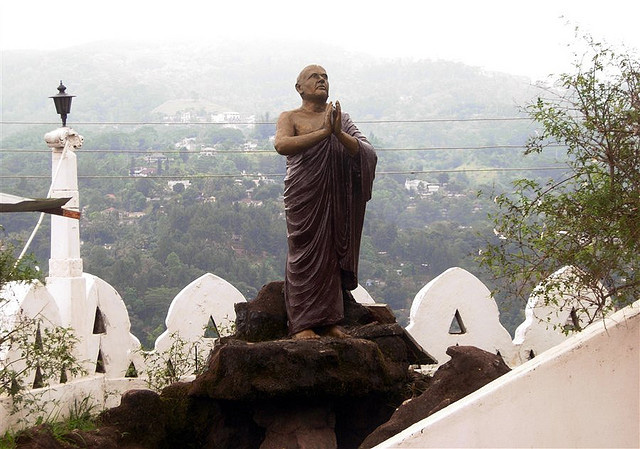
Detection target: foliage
<box><xmin>0</xmin><ymin>397</ymin><xmax>98</xmax><ymax>448</ymax></box>
<box><xmin>479</xmin><ymin>35</ymin><xmax>640</xmax><ymax>325</ymax></box>
<box><xmin>48</xmin><ymin>396</ymin><xmax>99</xmax><ymax>438</ymax></box>
<box><xmin>139</xmin><ymin>331</ymin><xmax>211</xmax><ymax>392</ymax></box>
<box><xmin>0</xmin><ymin>241</ymin><xmax>87</xmax><ymax>427</ymax></box>
<box><xmin>0</xmin><ymin>238</ymin><xmax>41</xmax><ymax>290</ymax></box>
<box><xmin>0</xmin><ymin>432</ymin><xmax>16</xmax><ymax>449</ymax></box>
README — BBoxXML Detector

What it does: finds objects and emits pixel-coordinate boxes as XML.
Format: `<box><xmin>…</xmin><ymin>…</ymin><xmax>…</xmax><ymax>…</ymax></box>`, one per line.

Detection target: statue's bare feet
<box><xmin>322</xmin><ymin>325</ymin><xmax>350</xmax><ymax>339</ymax></box>
<box><xmin>292</xmin><ymin>329</ymin><xmax>321</xmax><ymax>340</ymax></box>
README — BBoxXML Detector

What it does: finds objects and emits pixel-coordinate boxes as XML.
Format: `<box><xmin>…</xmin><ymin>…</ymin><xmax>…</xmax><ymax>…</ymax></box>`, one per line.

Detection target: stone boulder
<box><xmin>99</xmin><ymin>389</ymin><xmax>168</xmax><ymax>447</ymax></box>
<box><xmin>359</xmin><ymin>345</ymin><xmax>511</xmax><ymax>448</ymax></box>
<box><xmin>234</xmin><ymin>281</ymin><xmax>288</xmax><ymax>342</ymax></box>
<box><xmin>190</xmin><ymin>337</ymin><xmax>409</xmax><ymax>401</ymax></box>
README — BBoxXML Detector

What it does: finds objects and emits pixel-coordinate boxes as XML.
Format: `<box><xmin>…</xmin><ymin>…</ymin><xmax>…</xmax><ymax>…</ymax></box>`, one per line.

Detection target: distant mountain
<box><xmin>1</xmin><ymin>38</ymin><xmax>541</xmax><ymax>141</ymax></box>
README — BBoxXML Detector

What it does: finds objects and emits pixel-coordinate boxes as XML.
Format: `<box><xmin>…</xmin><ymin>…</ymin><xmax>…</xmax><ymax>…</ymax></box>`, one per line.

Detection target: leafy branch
<box><xmin>479</xmin><ymin>33</ymin><xmax>640</xmax><ymax>327</ymax></box>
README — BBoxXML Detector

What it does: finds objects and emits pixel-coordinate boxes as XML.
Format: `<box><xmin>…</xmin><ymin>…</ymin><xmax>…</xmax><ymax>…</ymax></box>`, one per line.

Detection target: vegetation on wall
<box><xmin>0</xmin><ymin>240</ymin><xmax>86</xmax><ymax>425</ymax></box>
<box><xmin>479</xmin><ymin>35</ymin><xmax>640</xmax><ymax>326</ymax></box>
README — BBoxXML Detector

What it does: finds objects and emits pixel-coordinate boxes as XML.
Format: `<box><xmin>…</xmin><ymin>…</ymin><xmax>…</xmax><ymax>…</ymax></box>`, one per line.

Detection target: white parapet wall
<box><xmin>406</xmin><ymin>267</ymin><xmax>517</xmax><ymax>366</ymax></box>
<box><xmin>511</xmin><ymin>265</ymin><xmax>611</xmax><ymax>365</ymax></box>
<box><xmin>154</xmin><ymin>272</ymin><xmax>245</xmax><ymax>354</ymax></box>
<box><xmin>0</xmin><ymin>271</ymin><xmax>246</xmax><ymax>434</ymax></box>
<box><xmin>375</xmin><ymin>300</ymin><xmax>640</xmax><ymax>448</ymax></box>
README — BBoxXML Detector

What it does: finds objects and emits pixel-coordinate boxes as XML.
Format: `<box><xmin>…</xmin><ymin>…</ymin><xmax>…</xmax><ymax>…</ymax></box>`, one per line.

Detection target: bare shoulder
<box><xmin>276</xmin><ymin>108</ymin><xmax>306</xmax><ymax>134</ymax></box>
<box><xmin>277</xmin><ymin>108</ymin><xmax>302</xmax><ymax>123</ymax></box>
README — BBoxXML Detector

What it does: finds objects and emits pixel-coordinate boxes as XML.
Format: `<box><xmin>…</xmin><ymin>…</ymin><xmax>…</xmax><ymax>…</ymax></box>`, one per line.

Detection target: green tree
<box><xmin>172</xmin><ymin>182</ymin><xmax>185</xmax><ymax>194</ymax></box>
<box><xmin>0</xmin><ymin>240</ymin><xmax>41</xmax><ymax>291</ymax></box>
<box><xmin>479</xmin><ymin>36</ymin><xmax>639</xmax><ymax>325</ymax></box>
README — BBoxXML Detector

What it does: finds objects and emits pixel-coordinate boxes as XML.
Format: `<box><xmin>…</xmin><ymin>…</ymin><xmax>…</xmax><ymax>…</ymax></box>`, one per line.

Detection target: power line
<box><xmin>1</xmin><ymin>117</ymin><xmax>532</xmax><ymax>126</ymax></box>
<box><xmin>0</xmin><ymin>144</ymin><xmax>562</xmax><ymax>155</ymax></box>
<box><xmin>0</xmin><ymin>166</ymin><xmax>569</xmax><ymax>180</ymax></box>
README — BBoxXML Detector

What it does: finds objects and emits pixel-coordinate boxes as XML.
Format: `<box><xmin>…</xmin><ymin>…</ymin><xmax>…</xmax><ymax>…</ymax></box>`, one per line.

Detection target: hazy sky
<box><xmin>2</xmin><ymin>0</ymin><xmax>639</xmax><ymax>81</ymax></box>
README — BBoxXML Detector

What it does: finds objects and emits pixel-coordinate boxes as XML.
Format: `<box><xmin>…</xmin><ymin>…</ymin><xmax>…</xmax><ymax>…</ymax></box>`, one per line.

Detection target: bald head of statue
<box><xmin>295</xmin><ymin>65</ymin><xmax>329</xmax><ymax>102</ymax></box>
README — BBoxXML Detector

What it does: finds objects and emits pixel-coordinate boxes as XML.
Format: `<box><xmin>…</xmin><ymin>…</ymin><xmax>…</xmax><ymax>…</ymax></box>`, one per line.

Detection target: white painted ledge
<box><xmin>375</xmin><ymin>300</ymin><xmax>640</xmax><ymax>448</ymax></box>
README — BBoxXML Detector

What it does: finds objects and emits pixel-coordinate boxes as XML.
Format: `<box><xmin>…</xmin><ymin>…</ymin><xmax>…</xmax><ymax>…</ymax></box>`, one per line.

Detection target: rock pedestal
<box><xmin>184</xmin><ymin>282</ymin><xmax>421</xmax><ymax>448</ymax></box>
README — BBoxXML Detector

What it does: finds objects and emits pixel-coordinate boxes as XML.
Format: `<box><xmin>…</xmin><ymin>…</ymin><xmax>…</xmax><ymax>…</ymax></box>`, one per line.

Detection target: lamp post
<box><xmin>45</xmin><ymin>80</ymin><xmax>84</xmax><ymax>331</ymax></box>
<box><xmin>44</xmin><ymin>81</ymin><xmax>91</xmax><ymax>374</ymax></box>
<box><xmin>49</xmin><ymin>80</ymin><xmax>75</xmax><ymax>127</ymax></box>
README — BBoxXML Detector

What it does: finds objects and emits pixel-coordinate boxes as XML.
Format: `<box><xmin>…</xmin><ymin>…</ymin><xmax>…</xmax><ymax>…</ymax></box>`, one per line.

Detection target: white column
<box><xmin>44</xmin><ymin>127</ymin><xmax>86</xmax><ymax>331</ymax></box>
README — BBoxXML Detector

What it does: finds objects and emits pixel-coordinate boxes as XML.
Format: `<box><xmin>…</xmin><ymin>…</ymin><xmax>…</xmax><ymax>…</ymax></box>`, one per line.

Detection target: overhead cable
<box><xmin>0</xmin><ymin>166</ymin><xmax>569</xmax><ymax>180</ymax></box>
<box><xmin>0</xmin><ymin>144</ymin><xmax>562</xmax><ymax>155</ymax></box>
<box><xmin>1</xmin><ymin>117</ymin><xmax>532</xmax><ymax>126</ymax></box>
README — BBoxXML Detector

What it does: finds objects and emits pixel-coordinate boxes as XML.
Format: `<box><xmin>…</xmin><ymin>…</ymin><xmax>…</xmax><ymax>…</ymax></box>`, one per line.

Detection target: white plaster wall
<box><xmin>352</xmin><ymin>284</ymin><xmax>376</xmax><ymax>304</ymax></box>
<box><xmin>511</xmin><ymin>265</ymin><xmax>610</xmax><ymax>365</ymax></box>
<box><xmin>0</xmin><ymin>280</ymin><xmax>62</xmax><ymax>332</ymax></box>
<box><xmin>0</xmin><ymin>271</ymin><xmax>250</xmax><ymax>433</ymax></box>
<box><xmin>46</xmin><ymin>275</ymin><xmax>91</xmax><ymax>374</ymax></box>
<box><xmin>0</xmin><ymin>280</ymin><xmax>62</xmax><ymax>388</ymax></box>
<box><xmin>406</xmin><ymin>267</ymin><xmax>516</xmax><ymax>366</ymax></box>
<box><xmin>375</xmin><ymin>300</ymin><xmax>640</xmax><ymax>449</ymax></box>
<box><xmin>154</xmin><ymin>272</ymin><xmax>246</xmax><ymax>353</ymax></box>
<box><xmin>84</xmin><ymin>274</ymin><xmax>145</xmax><ymax>378</ymax></box>
<box><xmin>0</xmin><ymin>375</ymin><xmax>148</xmax><ymax>432</ymax></box>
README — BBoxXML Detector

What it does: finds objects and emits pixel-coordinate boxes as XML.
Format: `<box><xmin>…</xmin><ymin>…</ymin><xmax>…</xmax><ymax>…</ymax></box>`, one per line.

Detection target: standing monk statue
<box><xmin>274</xmin><ymin>65</ymin><xmax>377</xmax><ymax>339</ymax></box>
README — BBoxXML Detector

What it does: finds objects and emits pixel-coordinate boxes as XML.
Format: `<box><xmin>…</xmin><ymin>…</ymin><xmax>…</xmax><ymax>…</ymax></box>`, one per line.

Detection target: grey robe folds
<box><xmin>283</xmin><ymin>113</ymin><xmax>377</xmax><ymax>334</ymax></box>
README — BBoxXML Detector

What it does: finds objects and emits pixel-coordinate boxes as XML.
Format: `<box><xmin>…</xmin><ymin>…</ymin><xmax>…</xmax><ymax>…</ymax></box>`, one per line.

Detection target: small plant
<box><xmin>1</xmin><ymin>241</ymin><xmax>87</xmax><ymax>428</ymax></box>
<box><xmin>0</xmin><ymin>431</ymin><xmax>17</xmax><ymax>449</ymax></box>
<box><xmin>0</xmin><ymin>396</ymin><xmax>98</xmax><ymax>449</ymax></box>
<box><xmin>139</xmin><ymin>331</ymin><xmax>212</xmax><ymax>392</ymax></box>
<box><xmin>1</xmin><ymin>316</ymin><xmax>86</xmax><ymax>423</ymax></box>
<box><xmin>49</xmin><ymin>397</ymin><xmax>98</xmax><ymax>441</ymax></box>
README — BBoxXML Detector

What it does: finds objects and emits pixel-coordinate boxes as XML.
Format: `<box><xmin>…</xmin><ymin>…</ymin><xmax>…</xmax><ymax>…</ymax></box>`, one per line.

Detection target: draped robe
<box><xmin>283</xmin><ymin>113</ymin><xmax>377</xmax><ymax>334</ymax></box>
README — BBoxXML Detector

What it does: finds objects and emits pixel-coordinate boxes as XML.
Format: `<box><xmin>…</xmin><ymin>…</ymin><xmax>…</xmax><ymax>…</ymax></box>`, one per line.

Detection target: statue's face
<box><xmin>296</xmin><ymin>65</ymin><xmax>329</xmax><ymax>101</ymax></box>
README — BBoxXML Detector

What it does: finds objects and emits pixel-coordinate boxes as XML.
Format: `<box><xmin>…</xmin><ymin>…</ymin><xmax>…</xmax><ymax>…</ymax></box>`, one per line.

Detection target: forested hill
<box><xmin>1</xmin><ymin>39</ymin><xmax>557</xmax><ymax>347</ymax></box>
<box><xmin>2</xmin><ymin>38</ymin><xmax>539</xmax><ymax>123</ymax></box>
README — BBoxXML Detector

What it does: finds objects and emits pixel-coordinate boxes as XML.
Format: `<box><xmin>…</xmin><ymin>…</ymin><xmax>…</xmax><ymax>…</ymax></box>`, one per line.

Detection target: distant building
<box><xmin>167</xmin><ymin>180</ymin><xmax>191</xmax><ymax>190</ymax></box>
<box><xmin>131</xmin><ymin>167</ymin><xmax>156</xmax><ymax>177</ymax></box>
<box><xmin>405</xmin><ymin>179</ymin><xmax>424</xmax><ymax>191</ymax></box>
<box><xmin>200</xmin><ymin>146</ymin><xmax>217</xmax><ymax>156</ymax></box>
<box><xmin>145</xmin><ymin>153</ymin><xmax>168</xmax><ymax>164</ymax></box>
<box><xmin>210</xmin><ymin>112</ymin><xmax>255</xmax><ymax>129</ymax></box>
<box><xmin>175</xmin><ymin>137</ymin><xmax>197</xmax><ymax>151</ymax></box>
<box><xmin>211</xmin><ymin>111</ymin><xmax>240</xmax><ymax>125</ymax></box>
<box><xmin>243</xmin><ymin>141</ymin><xmax>258</xmax><ymax>151</ymax></box>
<box><xmin>405</xmin><ymin>179</ymin><xmax>440</xmax><ymax>194</ymax></box>
<box><xmin>236</xmin><ymin>198</ymin><xmax>263</xmax><ymax>207</ymax></box>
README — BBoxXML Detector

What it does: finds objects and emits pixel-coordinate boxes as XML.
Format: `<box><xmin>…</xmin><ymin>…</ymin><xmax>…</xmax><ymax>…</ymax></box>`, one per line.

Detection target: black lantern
<box><xmin>49</xmin><ymin>81</ymin><xmax>75</xmax><ymax>127</ymax></box>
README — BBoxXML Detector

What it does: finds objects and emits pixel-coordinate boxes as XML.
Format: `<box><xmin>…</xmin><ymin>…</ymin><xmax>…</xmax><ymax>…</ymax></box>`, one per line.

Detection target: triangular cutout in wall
<box><xmin>93</xmin><ymin>307</ymin><xmax>107</xmax><ymax>334</ymax></box>
<box><xmin>448</xmin><ymin>309</ymin><xmax>467</xmax><ymax>334</ymax></box>
<box><xmin>564</xmin><ymin>307</ymin><xmax>581</xmax><ymax>332</ymax></box>
<box><xmin>59</xmin><ymin>366</ymin><xmax>68</xmax><ymax>384</ymax></box>
<box><xmin>166</xmin><ymin>359</ymin><xmax>176</xmax><ymax>378</ymax></box>
<box><xmin>95</xmin><ymin>349</ymin><xmax>106</xmax><ymax>373</ymax></box>
<box><xmin>125</xmin><ymin>361</ymin><xmax>138</xmax><ymax>378</ymax></box>
<box><xmin>32</xmin><ymin>365</ymin><xmax>44</xmax><ymax>389</ymax></box>
<box><xmin>204</xmin><ymin>315</ymin><xmax>220</xmax><ymax>338</ymax></box>
<box><xmin>34</xmin><ymin>322</ymin><xmax>43</xmax><ymax>350</ymax></box>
